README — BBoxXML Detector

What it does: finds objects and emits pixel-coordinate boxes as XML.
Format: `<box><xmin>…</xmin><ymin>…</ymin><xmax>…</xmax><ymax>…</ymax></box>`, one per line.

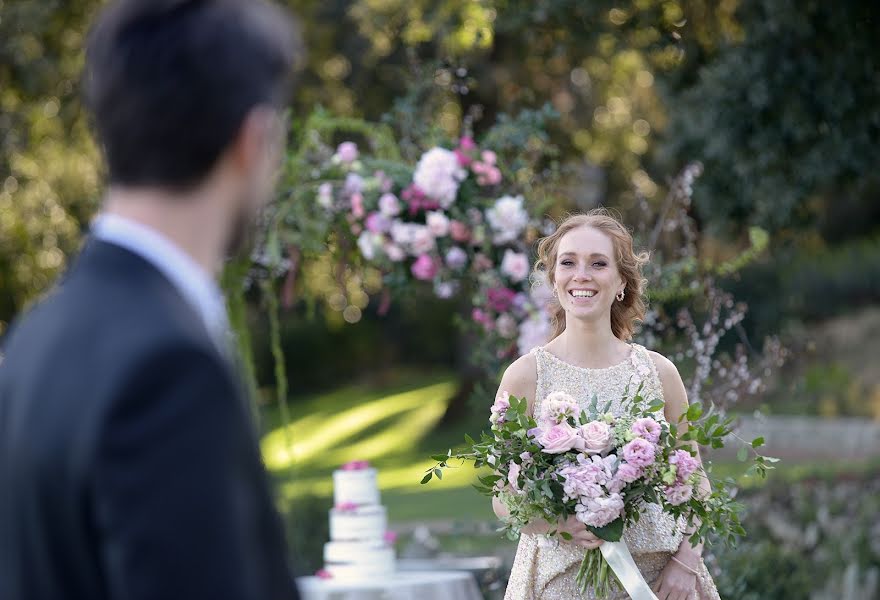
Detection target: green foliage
<box><xmin>664</xmin><ymin>0</ymin><xmax>880</xmax><ymax>233</ymax></box>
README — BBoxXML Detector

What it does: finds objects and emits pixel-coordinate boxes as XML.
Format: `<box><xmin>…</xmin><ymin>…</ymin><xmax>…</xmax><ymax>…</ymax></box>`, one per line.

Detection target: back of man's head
<box><xmin>84</xmin><ymin>0</ymin><xmax>301</xmax><ymax>191</ymax></box>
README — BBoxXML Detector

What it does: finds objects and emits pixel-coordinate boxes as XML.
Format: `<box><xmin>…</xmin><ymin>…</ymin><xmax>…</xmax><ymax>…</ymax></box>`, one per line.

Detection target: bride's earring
<box><xmin>616</xmin><ymin>289</ymin><xmax>625</xmax><ymax>302</ymax></box>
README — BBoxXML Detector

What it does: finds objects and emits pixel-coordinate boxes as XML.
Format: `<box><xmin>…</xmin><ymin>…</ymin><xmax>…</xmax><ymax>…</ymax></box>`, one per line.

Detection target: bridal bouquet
<box><xmin>422</xmin><ymin>386</ymin><xmax>775</xmax><ymax>598</ymax></box>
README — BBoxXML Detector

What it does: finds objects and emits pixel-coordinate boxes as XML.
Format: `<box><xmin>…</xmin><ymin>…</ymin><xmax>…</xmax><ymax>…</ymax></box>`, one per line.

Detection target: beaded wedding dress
<box><xmin>504</xmin><ymin>344</ymin><xmax>720</xmax><ymax>599</ymax></box>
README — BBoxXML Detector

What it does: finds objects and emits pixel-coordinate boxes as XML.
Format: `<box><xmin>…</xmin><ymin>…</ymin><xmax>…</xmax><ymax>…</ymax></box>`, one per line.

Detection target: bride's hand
<box><xmin>651</xmin><ymin>554</ymin><xmax>699</xmax><ymax>600</ymax></box>
<box><xmin>557</xmin><ymin>515</ymin><xmax>604</xmax><ymax>549</ymax></box>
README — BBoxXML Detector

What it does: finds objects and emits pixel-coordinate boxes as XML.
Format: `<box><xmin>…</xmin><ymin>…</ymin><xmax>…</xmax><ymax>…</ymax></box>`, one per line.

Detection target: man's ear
<box><xmin>229</xmin><ymin>106</ymin><xmax>275</xmax><ymax>173</ymax></box>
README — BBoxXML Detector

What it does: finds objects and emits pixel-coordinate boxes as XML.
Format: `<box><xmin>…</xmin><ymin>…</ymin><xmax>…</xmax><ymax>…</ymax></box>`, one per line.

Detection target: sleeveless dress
<box><xmin>504</xmin><ymin>344</ymin><xmax>721</xmax><ymax>600</ymax></box>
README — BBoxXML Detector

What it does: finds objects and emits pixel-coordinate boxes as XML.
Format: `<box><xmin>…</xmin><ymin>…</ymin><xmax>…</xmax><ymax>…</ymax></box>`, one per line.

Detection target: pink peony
<box><xmin>411</xmin><ymin>254</ymin><xmax>438</xmax><ymax>281</ymax></box>
<box><xmin>670</xmin><ymin>449</ymin><xmax>700</xmax><ymax>481</ymax></box>
<box><xmin>449</xmin><ymin>220</ymin><xmax>471</xmax><ymax>242</ymax></box>
<box><xmin>632</xmin><ymin>417</ymin><xmax>662</xmax><ymax>444</ymax></box>
<box><xmin>622</xmin><ymin>437</ymin><xmax>656</xmax><ymax>468</ymax></box>
<box><xmin>559</xmin><ymin>455</ymin><xmax>615</xmax><ymax>501</ymax></box>
<box><xmin>664</xmin><ymin>482</ymin><xmax>694</xmax><ymax>506</ymax></box>
<box><xmin>537</xmin><ymin>422</ymin><xmax>585</xmax><ymax>454</ymax></box>
<box><xmin>576</xmin><ymin>493</ymin><xmax>625</xmax><ymax>528</ymax></box>
<box><xmin>579</xmin><ymin>420</ymin><xmax>614</xmax><ymax>455</ymax></box>
<box><xmin>615</xmin><ymin>462</ymin><xmax>643</xmax><ymax>483</ymax></box>
<box><xmin>500</xmin><ymin>249</ymin><xmax>530</xmax><ymax>283</ymax></box>
<box><xmin>335</xmin><ymin>141</ymin><xmax>359</xmax><ymax>163</ymax></box>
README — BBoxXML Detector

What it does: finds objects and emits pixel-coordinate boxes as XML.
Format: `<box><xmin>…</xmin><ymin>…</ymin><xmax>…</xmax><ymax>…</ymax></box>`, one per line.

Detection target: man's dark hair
<box><xmin>84</xmin><ymin>0</ymin><xmax>301</xmax><ymax>189</ymax></box>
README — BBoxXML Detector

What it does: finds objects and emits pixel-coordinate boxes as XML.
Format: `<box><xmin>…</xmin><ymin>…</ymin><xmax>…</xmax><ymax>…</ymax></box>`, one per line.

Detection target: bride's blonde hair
<box><xmin>533</xmin><ymin>208</ymin><xmax>650</xmax><ymax>341</ymax></box>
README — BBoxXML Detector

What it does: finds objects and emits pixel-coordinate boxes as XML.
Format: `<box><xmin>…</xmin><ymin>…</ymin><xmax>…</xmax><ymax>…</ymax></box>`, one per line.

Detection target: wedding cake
<box><xmin>322</xmin><ymin>461</ymin><xmax>396</xmax><ymax>579</ymax></box>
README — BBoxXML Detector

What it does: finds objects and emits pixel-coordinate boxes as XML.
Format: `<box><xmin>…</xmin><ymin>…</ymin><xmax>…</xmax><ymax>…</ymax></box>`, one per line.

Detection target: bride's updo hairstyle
<box><xmin>533</xmin><ymin>208</ymin><xmax>650</xmax><ymax>341</ymax></box>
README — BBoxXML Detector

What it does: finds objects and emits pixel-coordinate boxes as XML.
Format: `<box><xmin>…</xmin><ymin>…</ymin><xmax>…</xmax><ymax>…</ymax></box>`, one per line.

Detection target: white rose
<box><xmin>412</xmin><ymin>147</ymin><xmax>466</xmax><ymax>208</ymax></box>
<box><xmin>486</xmin><ymin>195</ymin><xmax>529</xmax><ymax>244</ymax></box>
<box><xmin>426</xmin><ymin>211</ymin><xmax>450</xmax><ymax>237</ymax></box>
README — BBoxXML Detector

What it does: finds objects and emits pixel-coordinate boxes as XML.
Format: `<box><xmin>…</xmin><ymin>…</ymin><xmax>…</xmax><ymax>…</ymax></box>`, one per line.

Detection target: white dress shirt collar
<box><xmin>90</xmin><ymin>213</ymin><xmax>230</xmax><ymax>349</ymax></box>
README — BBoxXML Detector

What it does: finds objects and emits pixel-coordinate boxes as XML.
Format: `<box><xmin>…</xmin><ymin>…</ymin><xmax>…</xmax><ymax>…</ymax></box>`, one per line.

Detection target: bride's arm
<box><xmin>490</xmin><ymin>353</ymin><xmax>537</xmax><ymax>522</ymax></box>
<box><xmin>489</xmin><ymin>354</ymin><xmax>602</xmax><ymax>548</ymax></box>
<box><xmin>653</xmin><ymin>351</ymin><xmax>710</xmax><ymax>567</ymax></box>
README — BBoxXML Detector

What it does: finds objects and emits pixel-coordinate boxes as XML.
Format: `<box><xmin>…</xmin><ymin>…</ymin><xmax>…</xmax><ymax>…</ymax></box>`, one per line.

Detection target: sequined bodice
<box><xmin>533</xmin><ymin>343</ymin><xmax>682</xmax><ymax>551</ymax></box>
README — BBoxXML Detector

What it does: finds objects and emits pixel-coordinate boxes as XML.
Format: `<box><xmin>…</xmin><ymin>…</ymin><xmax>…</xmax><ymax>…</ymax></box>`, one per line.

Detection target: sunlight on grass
<box><xmin>262</xmin><ymin>381</ymin><xmax>455</xmax><ymax>470</ymax></box>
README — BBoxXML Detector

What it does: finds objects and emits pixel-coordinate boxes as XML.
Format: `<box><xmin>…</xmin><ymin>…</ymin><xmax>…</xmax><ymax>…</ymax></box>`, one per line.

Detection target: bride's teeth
<box><xmin>571</xmin><ymin>290</ymin><xmax>596</xmax><ymax>298</ymax></box>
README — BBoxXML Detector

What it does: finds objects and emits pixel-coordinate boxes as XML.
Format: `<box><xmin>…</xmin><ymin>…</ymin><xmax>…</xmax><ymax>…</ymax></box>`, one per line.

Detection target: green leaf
<box><xmin>686</xmin><ymin>403</ymin><xmax>703</xmax><ymax>421</ymax></box>
<box><xmin>751</xmin><ymin>436</ymin><xmax>765</xmax><ymax>448</ymax></box>
<box><xmin>559</xmin><ymin>531</ymin><xmax>573</xmax><ymax>541</ymax></box>
<box><xmin>586</xmin><ymin>518</ymin><xmax>624</xmax><ymax>542</ymax></box>
<box><xmin>420</xmin><ymin>473</ymin><xmax>432</xmax><ymax>484</ymax></box>
<box><xmin>430</xmin><ymin>454</ymin><xmax>448</xmax><ymax>462</ymax></box>
<box><xmin>434</xmin><ymin>468</ymin><xmax>443</xmax><ymax>480</ymax></box>
<box><xmin>737</xmin><ymin>446</ymin><xmax>748</xmax><ymax>462</ymax></box>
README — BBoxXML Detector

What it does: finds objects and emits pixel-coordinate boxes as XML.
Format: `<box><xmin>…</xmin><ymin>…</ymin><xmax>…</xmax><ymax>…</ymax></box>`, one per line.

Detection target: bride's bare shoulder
<box><xmin>497</xmin><ymin>352</ymin><xmax>538</xmax><ymax>411</ymax></box>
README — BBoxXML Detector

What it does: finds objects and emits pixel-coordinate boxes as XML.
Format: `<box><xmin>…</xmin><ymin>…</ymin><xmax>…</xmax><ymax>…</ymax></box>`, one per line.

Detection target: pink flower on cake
<box><xmin>335</xmin><ymin>502</ymin><xmax>358</xmax><ymax>511</ymax></box>
<box><xmin>341</xmin><ymin>460</ymin><xmax>370</xmax><ymax>471</ymax></box>
<box><xmin>383</xmin><ymin>531</ymin><xmax>398</xmax><ymax>544</ymax></box>
<box><xmin>316</xmin><ymin>569</ymin><xmax>333</xmax><ymax>579</ymax></box>
<box><xmin>622</xmin><ymin>437</ymin><xmax>656</xmax><ymax>468</ymax></box>
<box><xmin>632</xmin><ymin>417</ymin><xmax>662</xmax><ymax>444</ymax></box>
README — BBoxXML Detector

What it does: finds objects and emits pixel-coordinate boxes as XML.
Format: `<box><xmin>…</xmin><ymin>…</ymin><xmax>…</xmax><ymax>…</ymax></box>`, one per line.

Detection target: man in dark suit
<box><xmin>0</xmin><ymin>1</ymin><xmax>303</xmax><ymax>598</ymax></box>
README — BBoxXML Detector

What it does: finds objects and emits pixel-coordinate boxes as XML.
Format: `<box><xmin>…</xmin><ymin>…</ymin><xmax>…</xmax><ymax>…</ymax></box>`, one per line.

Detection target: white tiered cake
<box><xmin>323</xmin><ymin>462</ymin><xmax>395</xmax><ymax>580</ymax></box>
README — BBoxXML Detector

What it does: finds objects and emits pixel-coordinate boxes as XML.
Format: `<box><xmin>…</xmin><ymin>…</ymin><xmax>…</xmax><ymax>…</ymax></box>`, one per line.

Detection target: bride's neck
<box><xmin>554</xmin><ymin>319</ymin><xmax>628</xmax><ymax>368</ymax></box>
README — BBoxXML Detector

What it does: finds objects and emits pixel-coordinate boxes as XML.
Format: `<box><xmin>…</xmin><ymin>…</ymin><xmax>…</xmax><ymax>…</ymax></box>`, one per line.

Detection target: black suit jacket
<box><xmin>0</xmin><ymin>240</ymin><xmax>300</xmax><ymax>600</ymax></box>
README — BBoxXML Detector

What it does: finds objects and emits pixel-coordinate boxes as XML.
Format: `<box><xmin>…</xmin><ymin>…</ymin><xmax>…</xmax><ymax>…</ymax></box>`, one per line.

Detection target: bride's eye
<box><xmin>593</xmin><ymin>261</ymin><xmax>607</xmax><ymax>268</ymax></box>
<box><xmin>560</xmin><ymin>259</ymin><xmax>574</xmax><ymax>267</ymax></box>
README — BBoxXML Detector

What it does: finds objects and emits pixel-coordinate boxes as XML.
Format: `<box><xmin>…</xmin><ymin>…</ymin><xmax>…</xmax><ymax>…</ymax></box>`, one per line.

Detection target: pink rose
<box><xmin>411</xmin><ymin>254</ymin><xmax>438</xmax><ymax>281</ymax></box>
<box><xmin>500</xmin><ymin>249</ymin><xmax>530</xmax><ymax>283</ymax></box>
<box><xmin>632</xmin><ymin>417</ymin><xmax>662</xmax><ymax>443</ymax></box>
<box><xmin>335</xmin><ymin>141</ymin><xmax>359</xmax><ymax>163</ymax></box>
<box><xmin>537</xmin><ymin>422</ymin><xmax>585</xmax><ymax>454</ymax></box>
<box><xmin>579</xmin><ymin>420</ymin><xmax>614</xmax><ymax>455</ymax></box>
<box><xmin>449</xmin><ymin>220</ymin><xmax>471</xmax><ymax>242</ymax></box>
<box><xmin>622</xmin><ymin>437</ymin><xmax>656</xmax><ymax>468</ymax></box>
<box><xmin>670</xmin><ymin>449</ymin><xmax>700</xmax><ymax>481</ymax></box>
<box><xmin>615</xmin><ymin>462</ymin><xmax>643</xmax><ymax>483</ymax></box>
<box><xmin>341</xmin><ymin>460</ymin><xmax>370</xmax><ymax>471</ymax></box>
<box><xmin>664</xmin><ymin>482</ymin><xmax>694</xmax><ymax>506</ymax></box>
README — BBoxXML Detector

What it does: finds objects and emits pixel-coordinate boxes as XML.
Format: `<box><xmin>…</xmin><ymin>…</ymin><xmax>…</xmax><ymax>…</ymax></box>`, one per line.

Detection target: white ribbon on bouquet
<box><xmin>600</xmin><ymin>541</ymin><xmax>659</xmax><ymax>600</ymax></box>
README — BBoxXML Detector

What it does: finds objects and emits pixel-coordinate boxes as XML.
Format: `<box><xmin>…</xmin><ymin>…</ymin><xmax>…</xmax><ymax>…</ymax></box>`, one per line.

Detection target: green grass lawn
<box><xmin>259</xmin><ymin>369</ymin><xmax>497</xmax><ymax>523</ymax></box>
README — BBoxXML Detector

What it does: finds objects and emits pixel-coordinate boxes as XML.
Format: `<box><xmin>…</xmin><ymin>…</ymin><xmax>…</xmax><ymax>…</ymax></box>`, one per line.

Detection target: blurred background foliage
<box><xmin>1</xmin><ymin>0</ymin><xmax>878</xmax><ymax>398</ymax></box>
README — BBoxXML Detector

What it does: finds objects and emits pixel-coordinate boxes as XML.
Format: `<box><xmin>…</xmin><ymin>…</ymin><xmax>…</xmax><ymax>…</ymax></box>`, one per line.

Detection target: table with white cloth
<box><xmin>296</xmin><ymin>570</ymin><xmax>483</xmax><ymax>600</ymax></box>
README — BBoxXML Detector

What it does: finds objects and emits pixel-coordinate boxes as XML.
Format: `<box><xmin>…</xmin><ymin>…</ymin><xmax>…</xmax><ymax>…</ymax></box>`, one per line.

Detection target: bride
<box><xmin>496</xmin><ymin>210</ymin><xmax>720</xmax><ymax>599</ymax></box>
